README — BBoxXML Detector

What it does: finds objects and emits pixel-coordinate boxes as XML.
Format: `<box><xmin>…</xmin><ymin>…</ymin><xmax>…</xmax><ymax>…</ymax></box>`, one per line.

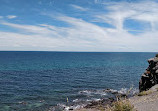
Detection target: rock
<box><xmin>84</xmin><ymin>98</ymin><xmax>114</xmax><ymax>108</ymax></box>
<box><xmin>152</xmin><ymin>65</ymin><xmax>158</xmax><ymax>70</ymax></box>
<box><xmin>139</xmin><ymin>54</ymin><xmax>158</xmax><ymax>92</ymax></box>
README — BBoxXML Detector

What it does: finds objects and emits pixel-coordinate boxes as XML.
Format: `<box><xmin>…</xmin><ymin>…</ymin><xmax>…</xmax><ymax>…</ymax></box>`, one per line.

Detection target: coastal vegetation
<box><xmin>106</xmin><ymin>99</ymin><xmax>134</xmax><ymax>111</ymax></box>
<box><xmin>138</xmin><ymin>90</ymin><xmax>152</xmax><ymax>96</ymax></box>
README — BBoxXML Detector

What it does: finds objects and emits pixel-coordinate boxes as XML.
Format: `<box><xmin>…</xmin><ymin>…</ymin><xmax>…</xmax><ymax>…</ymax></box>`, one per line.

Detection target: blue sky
<box><xmin>0</xmin><ymin>0</ymin><xmax>158</xmax><ymax>52</ymax></box>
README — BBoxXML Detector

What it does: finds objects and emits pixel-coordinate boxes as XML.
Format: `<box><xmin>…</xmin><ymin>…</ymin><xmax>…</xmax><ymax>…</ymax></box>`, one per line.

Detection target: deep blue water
<box><xmin>0</xmin><ymin>51</ymin><xmax>156</xmax><ymax>111</ymax></box>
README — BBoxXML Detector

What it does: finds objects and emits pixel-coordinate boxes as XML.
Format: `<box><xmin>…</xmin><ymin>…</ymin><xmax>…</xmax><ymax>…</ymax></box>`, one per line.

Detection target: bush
<box><xmin>156</xmin><ymin>54</ymin><xmax>158</xmax><ymax>57</ymax></box>
<box><xmin>106</xmin><ymin>99</ymin><xmax>134</xmax><ymax>111</ymax></box>
<box><xmin>138</xmin><ymin>90</ymin><xmax>152</xmax><ymax>96</ymax></box>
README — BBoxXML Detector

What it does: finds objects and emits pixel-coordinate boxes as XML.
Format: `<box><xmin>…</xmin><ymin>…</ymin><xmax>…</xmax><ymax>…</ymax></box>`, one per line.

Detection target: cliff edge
<box><xmin>139</xmin><ymin>54</ymin><xmax>158</xmax><ymax>92</ymax></box>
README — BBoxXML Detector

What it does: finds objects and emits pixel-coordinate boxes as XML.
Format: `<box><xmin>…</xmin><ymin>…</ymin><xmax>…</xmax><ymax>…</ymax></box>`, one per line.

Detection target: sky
<box><xmin>0</xmin><ymin>0</ymin><xmax>158</xmax><ymax>52</ymax></box>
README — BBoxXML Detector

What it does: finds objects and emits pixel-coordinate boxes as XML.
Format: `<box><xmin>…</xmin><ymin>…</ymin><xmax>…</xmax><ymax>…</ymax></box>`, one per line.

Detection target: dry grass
<box><xmin>138</xmin><ymin>90</ymin><xmax>152</xmax><ymax>96</ymax></box>
<box><xmin>98</xmin><ymin>105</ymin><xmax>105</xmax><ymax>111</ymax></box>
<box><xmin>106</xmin><ymin>99</ymin><xmax>134</xmax><ymax>111</ymax></box>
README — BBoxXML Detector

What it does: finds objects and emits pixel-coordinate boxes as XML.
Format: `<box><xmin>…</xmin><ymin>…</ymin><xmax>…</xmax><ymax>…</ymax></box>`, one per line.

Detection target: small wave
<box><xmin>78</xmin><ymin>90</ymin><xmax>107</xmax><ymax>96</ymax></box>
<box><xmin>104</xmin><ymin>87</ymin><xmax>139</xmax><ymax>96</ymax></box>
<box><xmin>103</xmin><ymin>89</ymin><xmax>118</xmax><ymax>94</ymax></box>
<box><xmin>54</xmin><ymin>103</ymin><xmax>85</xmax><ymax>111</ymax></box>
<box><xmin>118</xmin><ymin>88</ymin><xmax>128</xmax><ymax>94</ymax></box>
<box><xmin>78</xmin><ymin>90</ymin><xmax>93</xmax><ymax>96</ymax></box>
<box><xmin>91</xmin><ymin>98</ymin><xmax>101</xmax><ymax>101</ymax></box>
<box><xmin>118</xmin><ymin>88</ymin><xmax>139</xmax><ymax>96</ymax></box>
<box><xmin>73</xmin><ymin>99</ymin><xmax>79</xmax><ymax>102</ymax></box>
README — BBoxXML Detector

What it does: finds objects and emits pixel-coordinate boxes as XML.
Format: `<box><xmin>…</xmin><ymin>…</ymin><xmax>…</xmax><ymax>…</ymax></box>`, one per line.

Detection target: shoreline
<box><xmin>73</xmin><ymin>84</ymin><xmax>158</xmax><ymax>111</ymax></box>
<box><xmin>53</xmin><ymin>54</ymin><xmax>158</xmax><ymax>111</ymax></box>
<box><xmin>50</xmin><ymin>87</ymin><xmax>139</xmax><ymax>111</ymax></box>
<box><xmin>74</xmin><ymin>55</ymin><xmax>158</xmax><ymax>111</ymax></box>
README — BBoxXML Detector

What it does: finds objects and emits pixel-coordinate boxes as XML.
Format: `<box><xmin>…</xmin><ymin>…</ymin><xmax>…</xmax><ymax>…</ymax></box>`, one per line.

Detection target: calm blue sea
<box><xmin>0</xmin><ymin>51</ymin><xmax>156</xmax><ymax>111</ymax></box>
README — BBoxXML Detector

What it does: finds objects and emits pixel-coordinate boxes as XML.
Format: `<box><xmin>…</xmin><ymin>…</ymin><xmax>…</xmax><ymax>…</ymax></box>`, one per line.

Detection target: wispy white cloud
<box><xmin>2</xmin><ymin>22</ymin><xmax>54</xmax><ymax>35</ymax></box>
<box><xmin>96</xmin><ymin>1</ymin><xmax>158</xmax><ymax>32</ymax></box>
<box><xmin>70</xmin><ymin>4</ymin><xmax>88</xmax><ymax>11</ymax></box>
<box><xmin>0</xmin><ymin>20</ymin><xmax>98</xmax><ymax>51</ymax></box>
<box><xmin>1</xmin><ymin>14</ymin><xmax>158</xmax><ymax>52</ymax></box>
<box><xmin>0</xmin><ymin>1</ymin><xmax>158</xmax><ymax>52</ymax></box>
<box><xmin>6</xmin><ymin>15</ymin><xmax>17</xmax><ymax>19</ymax></box>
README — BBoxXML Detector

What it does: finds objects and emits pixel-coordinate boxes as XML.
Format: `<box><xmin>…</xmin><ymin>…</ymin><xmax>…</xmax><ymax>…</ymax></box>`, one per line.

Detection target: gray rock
<box><xmin>139</xmin><ymin>55</ymin><xmax>158</xmax><ymax>92</ymax></box>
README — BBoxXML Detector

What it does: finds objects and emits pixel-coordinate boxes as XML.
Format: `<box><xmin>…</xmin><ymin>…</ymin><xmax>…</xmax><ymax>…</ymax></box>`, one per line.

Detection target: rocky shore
<box><xmin>52</xmin><ymin>54</ymin><xmax>158</xmax><ymax>111</ymax></box>
<box><xmin>139</xmin><ymin>54</ymin><xmax>158</xmax><ymax>91</ymax></box>
<box><xmin>74</xmin><ymin>54</ymin><xmax>158</xmax><ymax>111</ymax></box>
<box><xmin>51</xmin><ymin>89</ymin><xmax>132</xmax><ymax>111</ymax></box>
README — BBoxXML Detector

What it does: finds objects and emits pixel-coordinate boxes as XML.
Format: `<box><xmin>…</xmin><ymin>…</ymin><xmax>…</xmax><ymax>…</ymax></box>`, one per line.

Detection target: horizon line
<box><xmin>0</xmin><ymin>50</ymin><xmax>157</xmax><ymax>53</ymax></box>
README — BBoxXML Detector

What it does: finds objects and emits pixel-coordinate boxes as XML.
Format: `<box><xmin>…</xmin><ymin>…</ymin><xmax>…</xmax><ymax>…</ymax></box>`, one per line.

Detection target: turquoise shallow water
<box><xmin>0</xmin><ymin>51</ymin><xmax>156</xmax><ymax>111</ymax></box>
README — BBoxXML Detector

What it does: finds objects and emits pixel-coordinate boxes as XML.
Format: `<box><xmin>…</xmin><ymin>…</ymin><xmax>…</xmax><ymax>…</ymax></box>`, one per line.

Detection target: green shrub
<box><xmin>156</xmin><ymin>54</ymin><xmax>158</xmax><ymax>57</ymax></box>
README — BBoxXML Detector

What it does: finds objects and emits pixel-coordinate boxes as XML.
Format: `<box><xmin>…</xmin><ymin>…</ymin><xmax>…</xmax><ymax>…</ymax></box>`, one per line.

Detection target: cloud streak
<box><xmin>6</xmin><ymin>15</ymin><xmax>17</xmax><ymax>19</ymax></box>
<box><xmin>96</xmin><ymin>1</ymin><xmax>158</xmax><ymax>32</ymax></box>
<box><xmin>70</xmin><ymin>4</ymin><xmax>88</xmax><ymax>11</ymax></box>
<box><xmin>0</xmin><ymin>1</ymin><xmax>158</xmax><ymax>52</ymax></box>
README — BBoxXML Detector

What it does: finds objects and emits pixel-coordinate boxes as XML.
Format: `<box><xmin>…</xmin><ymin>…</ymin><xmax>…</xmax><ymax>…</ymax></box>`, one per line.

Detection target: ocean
<box><xmin>0</xmin><ymin>51</ymin><xmax>156</xmax><ymax>111</ymax></box>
